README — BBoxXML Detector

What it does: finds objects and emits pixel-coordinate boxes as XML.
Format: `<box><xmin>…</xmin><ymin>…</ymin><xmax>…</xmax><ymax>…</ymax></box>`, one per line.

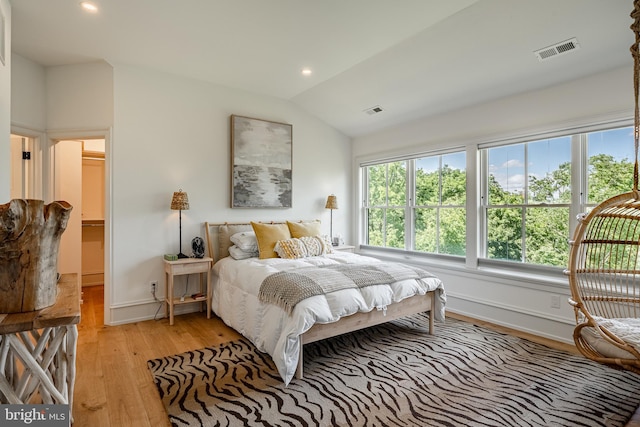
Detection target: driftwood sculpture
<box><xmin>0</xmin><ymin>199</ymin><xmax>72</xmax><ymax>313</ymax></box>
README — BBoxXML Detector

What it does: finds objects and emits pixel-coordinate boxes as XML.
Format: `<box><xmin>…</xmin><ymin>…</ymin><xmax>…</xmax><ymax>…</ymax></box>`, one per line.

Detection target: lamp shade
<box><xmin>170</xmin><ymin>189</ymin><xmax>189</xmax><ymax>210</ymax></box>
<box><xmin>325</xmin><ymin>195</ymin><xmax>338</xmax><ymax>210</ymax></box>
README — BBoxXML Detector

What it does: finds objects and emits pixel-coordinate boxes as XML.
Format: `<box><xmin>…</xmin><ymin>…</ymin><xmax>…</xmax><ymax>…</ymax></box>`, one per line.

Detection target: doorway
<box><xmin>53</xmin><ymin>138</ymin><xmax>105</xmax><ymax>307</ymax></box>
<box><xmin>48</xmin><ymin>130</ymin><xmax>111</xmax><ymax>325</ymax></box>
<box><xmin>10</xmin><ymin>130</ymin><xmax>112</xmax><ymax>325</ymax></box>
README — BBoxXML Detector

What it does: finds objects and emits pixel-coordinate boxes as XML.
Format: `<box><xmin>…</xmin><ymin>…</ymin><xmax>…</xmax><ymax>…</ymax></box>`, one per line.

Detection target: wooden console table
<box><xmin>0</xmin><ymin>274</ymin><xmax>80</xmax><ymax>415</ymax></box>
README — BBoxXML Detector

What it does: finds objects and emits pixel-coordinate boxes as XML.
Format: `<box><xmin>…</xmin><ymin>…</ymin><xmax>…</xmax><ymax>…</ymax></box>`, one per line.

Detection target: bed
<box><xmin>205</xmin><ymin>221</ymin><xmax>446</xmax><ymax>385</ymax></box>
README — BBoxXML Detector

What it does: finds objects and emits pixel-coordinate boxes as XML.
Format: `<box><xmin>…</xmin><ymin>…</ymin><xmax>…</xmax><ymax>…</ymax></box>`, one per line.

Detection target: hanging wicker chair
<box><xmin>566</xmin><ymin>0</ymin><xmax>640</xmax><ymax>373</ymax></box>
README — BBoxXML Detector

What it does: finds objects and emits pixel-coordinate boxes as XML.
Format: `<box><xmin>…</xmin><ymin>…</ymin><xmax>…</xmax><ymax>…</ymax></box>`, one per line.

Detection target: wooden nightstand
<box><xmin>163</xmin><ymin>257</ymin><xmax>213</xmax><ymax>325</ymax></box>
<box><xmin>333</xmin><ymin>245</ymin><xmax>355</xmax><ymax>253</ymax></box>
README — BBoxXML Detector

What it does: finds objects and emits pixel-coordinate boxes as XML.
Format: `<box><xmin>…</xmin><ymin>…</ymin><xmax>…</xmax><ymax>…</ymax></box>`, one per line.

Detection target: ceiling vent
<box><xmin>534</xmin><ymin>37</ymin><xmax>580</xmax><ymax>62</ymax></box>
<box><xmin>364</xmin><ymin>105</ymin><xmax>384</xmax><ymax>115</ymax></box>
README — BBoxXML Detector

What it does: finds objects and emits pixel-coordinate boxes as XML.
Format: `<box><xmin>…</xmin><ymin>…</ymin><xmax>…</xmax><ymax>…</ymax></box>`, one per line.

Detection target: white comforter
<box><xmin>211</xmin><ymin>252</ymin><xmax>446</xmax><ymax>385</ymax></box>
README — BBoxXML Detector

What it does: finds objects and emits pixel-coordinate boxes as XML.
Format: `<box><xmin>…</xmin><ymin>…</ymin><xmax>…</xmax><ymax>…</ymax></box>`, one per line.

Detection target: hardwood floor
<box><xmin>73</xmin><ymin>285</ymin><xmax>640</xmax><ymax>426</ymax></box>
<box><xmin>74</xmin><ymin>286</ymin><xmax>241</xmax><ymax>426</ymax></box>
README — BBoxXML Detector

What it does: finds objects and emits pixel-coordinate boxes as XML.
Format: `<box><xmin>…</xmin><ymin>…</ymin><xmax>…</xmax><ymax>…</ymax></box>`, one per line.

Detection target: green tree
<box><xmin>588</xmin><ymin>154</ymin><xmax>634</xmax><ymax>203</ymax></box>
<box><xmin>367</xmin><ymin>150</ymin><xmax>634</xmax><ymax>268</ymax></box>
<box><xmin>529</xmin><ymin>162</ymin><xmax>571</xmax><ymax>203</ymax></box>
<box><xmin>415</xmin><ymin>163</ymin><xmax>466</xmax><ymax>255</ymax></box>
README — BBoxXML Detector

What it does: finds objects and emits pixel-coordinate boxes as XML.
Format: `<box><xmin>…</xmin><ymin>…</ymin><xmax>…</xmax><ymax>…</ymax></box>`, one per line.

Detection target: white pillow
<box><xmin>228</xmin><ymin>245</ymin><xmax>258</xmax><ymax>260</ymax></box>
<box><xmin>230</xmin><ymin>231</ymin><xmax>258</xmax><ymax>252</ymax></box>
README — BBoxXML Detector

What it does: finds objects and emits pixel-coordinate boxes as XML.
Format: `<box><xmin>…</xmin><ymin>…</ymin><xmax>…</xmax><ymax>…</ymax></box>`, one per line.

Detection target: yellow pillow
<box><xmin>287</xmin><ymin>220</ymin><xmax>321</xmax><ymax>238</ymax></box>
<box><xmin>251</xmin><ymin>222</ymin><xmax>291</xmax><ymax>259</ymax></box>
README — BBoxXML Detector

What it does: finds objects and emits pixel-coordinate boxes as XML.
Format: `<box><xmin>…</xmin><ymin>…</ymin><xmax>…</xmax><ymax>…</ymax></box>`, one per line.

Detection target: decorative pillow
<box><xmin>318</xmin><ymin>234</ymin><xmax>334</xmax><ymax>254</ymax></box>
<box><xmin>287</xmin><ymin>220</ymin><xmax>321</xmax><ymax>238</ymax></box>
<box><xmin>251</xmin><ymin>222</ymin><xmax>292</xmax><ymax>259</ymax></box>
<box><xmin>299</xmin><ymin>236</ymin><xmax>331</xmax><ymax>256</ymax></box>
<box><xmin>228</xmin><ymin>245</ymin><xmax>258</xmax><ymax>260</ymax></box>
<box><xmin>230</xmin><ymin>231</ymin><xmax>258</xmax><ymax>252</ymax></box>
<box><xmin>274</xmin><ymin>235</ymin><xmax>334</xmax><ymax>259</ymax></box>
<box><xmin>274</xmin><ymin>238</ymin><xmax>308</xmax><ymax>259</ymax></box>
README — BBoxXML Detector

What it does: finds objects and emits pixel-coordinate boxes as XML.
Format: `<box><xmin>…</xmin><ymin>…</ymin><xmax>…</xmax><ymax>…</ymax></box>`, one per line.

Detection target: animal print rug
<box><xmin>148</xmin><ymin>315</ymin><xmax>640</xmax><ymax>426</ymax></box>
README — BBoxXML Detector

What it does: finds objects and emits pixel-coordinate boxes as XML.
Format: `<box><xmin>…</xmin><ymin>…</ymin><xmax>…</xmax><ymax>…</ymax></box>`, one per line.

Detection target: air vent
<box><xmin>364</xmin><ymin>105</ymin><xmax>384</xmax><ymax>115</ymax></box>
<box><xmin>534</xmin><ymin>37</ymin><xmax>580</xmax><ymax>62</ymax></box>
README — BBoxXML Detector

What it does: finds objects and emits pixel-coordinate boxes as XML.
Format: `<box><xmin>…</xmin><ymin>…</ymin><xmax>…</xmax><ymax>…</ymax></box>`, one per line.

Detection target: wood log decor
<box><xmin>0</xmin><ymin>199</ymin><xmax>72</xmax><ymax>313</ymax></box>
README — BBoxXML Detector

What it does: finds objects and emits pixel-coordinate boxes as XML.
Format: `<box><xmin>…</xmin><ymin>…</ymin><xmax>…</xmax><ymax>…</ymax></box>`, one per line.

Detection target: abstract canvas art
<box><xmin>231</xmin><ymin>115</ymin><xmax>292</xmax><ymax>208</ymax></box>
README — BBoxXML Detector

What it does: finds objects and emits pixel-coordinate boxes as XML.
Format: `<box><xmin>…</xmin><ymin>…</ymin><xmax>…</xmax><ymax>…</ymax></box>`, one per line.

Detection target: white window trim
<box><xmin>355</xmin><ymin>116</ymin><xmax>634</xmax><ymax>282</ymax></box>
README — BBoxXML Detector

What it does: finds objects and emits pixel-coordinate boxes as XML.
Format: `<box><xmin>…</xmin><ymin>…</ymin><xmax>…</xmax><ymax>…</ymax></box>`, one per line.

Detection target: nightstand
<box><xmin>163</xmin><ymin>257</ymin><xmax>213</xmax><ymax>325</ymax></box>
<box><xmin>333</xmin><ymin>245</ymin><xmax>355</xmax><ymax>253</ymax></box>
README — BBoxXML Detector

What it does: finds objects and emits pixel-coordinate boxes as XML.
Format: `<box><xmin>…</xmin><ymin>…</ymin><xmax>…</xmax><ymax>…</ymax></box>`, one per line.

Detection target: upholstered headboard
<box><xmin>205</xmin><ymin>222</ymin><xmax>252</xmax><ymax>263</ymax></box>
<box><xmin>204</xmin><ymin>220</ymin><xmax>320</xmax><ymax>263</ymax></box>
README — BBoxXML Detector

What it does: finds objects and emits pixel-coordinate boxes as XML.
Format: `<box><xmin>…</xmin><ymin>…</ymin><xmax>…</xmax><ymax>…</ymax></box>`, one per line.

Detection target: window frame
<box><xmin>479</xmin><ymin>137</ymin><xmax>572</xmax><ymax>267</ymax></box>
<box><xmin>478</xmin><ymin>125</ymin><xmax>634</xmax><ymax>270</ymax></box>
<box><xmin>357</xmin><ymin>118</ymin><xmax>634</xmax><ymax>277</ymax></box>
<box><xmin>361</xmin><ymin>148</ymin><xmax>467</xmax><ymax>257</ymax></box>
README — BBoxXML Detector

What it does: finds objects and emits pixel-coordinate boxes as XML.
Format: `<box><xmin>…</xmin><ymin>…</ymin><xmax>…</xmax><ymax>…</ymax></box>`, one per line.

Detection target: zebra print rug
<box><xmin>147</xmin><ymin>315</ymin><xmax>640</xmax><ymax>426</ymax></box>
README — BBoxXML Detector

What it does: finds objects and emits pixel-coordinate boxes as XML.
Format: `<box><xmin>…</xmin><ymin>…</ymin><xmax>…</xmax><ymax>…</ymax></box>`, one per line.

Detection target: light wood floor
<box><xmin>73</xmin><ymin>285</ymin><xmax>640</xmax><ymax>426</ymax></box>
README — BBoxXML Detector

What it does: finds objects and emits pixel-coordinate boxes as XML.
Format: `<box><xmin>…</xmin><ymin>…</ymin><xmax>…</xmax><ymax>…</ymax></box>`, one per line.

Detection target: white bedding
<box><xmin>211</xmin><ymin>251</ymin><xmax>446</xmax><ymax>385</ymax></box>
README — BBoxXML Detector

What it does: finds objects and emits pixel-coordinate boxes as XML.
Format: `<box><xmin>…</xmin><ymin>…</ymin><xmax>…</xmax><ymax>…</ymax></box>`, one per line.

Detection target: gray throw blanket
<box><xmin>259</xmin><ymin>263</ymin><xmax>436</xmax><ymax>315</ymax></box>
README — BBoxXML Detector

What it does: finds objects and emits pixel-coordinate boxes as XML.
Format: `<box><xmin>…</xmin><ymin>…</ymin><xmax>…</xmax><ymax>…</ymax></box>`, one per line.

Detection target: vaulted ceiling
<box><xmin>9</xmin><ymin>0</ymin><xmax>635</xmax><ymax>137</ymax></box>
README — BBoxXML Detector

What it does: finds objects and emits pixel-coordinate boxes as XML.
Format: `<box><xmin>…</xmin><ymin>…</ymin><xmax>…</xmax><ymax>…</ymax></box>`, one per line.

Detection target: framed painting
<box><xmin>231</xmin><ymin>115</ymin><xmax>293</xmax><ymax>208</ymax></box>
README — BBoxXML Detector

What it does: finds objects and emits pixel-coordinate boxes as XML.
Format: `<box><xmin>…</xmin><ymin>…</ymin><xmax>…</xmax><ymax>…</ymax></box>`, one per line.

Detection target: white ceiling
<box><xmin>9</xmin><ymin>0</ymin><xmax>636</xmax><ymax>137</ymax></box>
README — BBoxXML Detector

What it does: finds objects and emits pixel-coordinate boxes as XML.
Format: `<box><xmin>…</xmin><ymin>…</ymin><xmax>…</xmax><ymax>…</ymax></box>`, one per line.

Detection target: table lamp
<box><xmin>170</xmin><ymin>189</ymin><xmax>190</xmax><ymax>258</ymax></box>
<box><xmin>325</xmin><ymin>194</ymin><xmax>338</xmax><ymax>246</ymax></box>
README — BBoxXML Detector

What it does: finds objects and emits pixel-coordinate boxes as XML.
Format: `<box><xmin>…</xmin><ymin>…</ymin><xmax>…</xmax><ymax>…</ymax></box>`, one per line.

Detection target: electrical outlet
<box><xmin>550</xmin><ymin>295</ymin><xmax>561</xmax><ymax>309</ymax></box>
<box><xmin>150</xmin><ymin>281</ymin><xmax>158</xmax><ymax>294</ymax></box>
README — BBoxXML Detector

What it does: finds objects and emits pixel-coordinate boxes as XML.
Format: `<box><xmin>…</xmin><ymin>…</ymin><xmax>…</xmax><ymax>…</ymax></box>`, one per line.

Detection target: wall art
<box><xmin>230</xmin><ymin>115</ymin><xmax>292</xmax><ymax>208</ymax></box>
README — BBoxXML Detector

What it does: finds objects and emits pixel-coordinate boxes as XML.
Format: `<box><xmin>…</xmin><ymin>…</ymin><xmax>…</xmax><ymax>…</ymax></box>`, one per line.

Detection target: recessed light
<box><xmin>80</xmin><ymin>2</ymin><xmax>98</xmax><ymax>13</ymax></box>
<box><xmin>301</xmin><ymin>68</ymin><xmax>312</xmax><ymax>76</ymax></box>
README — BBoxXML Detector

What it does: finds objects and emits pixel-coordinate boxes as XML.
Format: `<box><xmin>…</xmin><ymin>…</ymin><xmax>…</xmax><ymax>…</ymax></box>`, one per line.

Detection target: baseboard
<box><xmin>107</xmin><ymin>298</ymin><xmax>207</xmax><ymax>326</ymax></box>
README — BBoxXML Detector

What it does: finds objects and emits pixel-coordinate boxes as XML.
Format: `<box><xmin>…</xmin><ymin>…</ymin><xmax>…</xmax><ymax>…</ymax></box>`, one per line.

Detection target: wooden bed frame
<box><xmin>204</xmin><ymin>221</ymin><xmax>437</xmax><ymax>380</ymax></box>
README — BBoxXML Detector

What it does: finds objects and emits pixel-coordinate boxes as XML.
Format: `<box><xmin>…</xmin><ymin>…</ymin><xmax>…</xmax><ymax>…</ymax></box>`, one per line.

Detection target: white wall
<box><xmin>46</xmin><ymin>61</ymin><xmax>113</xmax><ymax>131</ymax></box>
<box><xmin>11</xmin><ymin>54</ymin><xmax>45</xmax><ymax>131</ymax></box>
<box><xmin>352</xmin><ymin>65</ymin><xmax>634</xmax><ymax>344</ymax></box>
<box><xmin>10</xmin><ymin>58</ymin><xmax>351</xmax><ymax>325</ymax></box>
<box><xmin>0</xmin><ymin>0</ymin><xmax>10</xmax><ymax>202</ymax></box>
<box><xmin>110</xmin><ymin>64</ymin><xmax>351</xmax><ymax>323</ymax></box>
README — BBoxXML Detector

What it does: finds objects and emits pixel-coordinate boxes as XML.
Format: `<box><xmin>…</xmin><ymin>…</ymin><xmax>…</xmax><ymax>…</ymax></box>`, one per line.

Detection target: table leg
<box><xmin>66</xmin><ymin>325</ymin><xmax>78</xmax><ymax>423</ymax></box>
<box><xmin>164</xmin><ymin>271</ymin><xmax>169</xmax><ymax>320</ymax></box>
<box><xmin>206</xmin><ymin>265</ymin><xmax>211</xmax><ymax>319</ymax></box>
<box><xmin>168</xmin><ymin>271</ymin><xmax>175</xmax><ymax>326</ymax></box>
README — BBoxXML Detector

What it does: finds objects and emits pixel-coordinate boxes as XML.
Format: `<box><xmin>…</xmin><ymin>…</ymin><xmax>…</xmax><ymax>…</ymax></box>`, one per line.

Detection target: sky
<box><xmin>488</xmin><ymin>126</ymin><xmax>634</xmax><ymax>194</ymax></box>
<box><xmin>413</xmin><ymin>126</ymin><xmax>635</xmax><ymax>195</ymax></box>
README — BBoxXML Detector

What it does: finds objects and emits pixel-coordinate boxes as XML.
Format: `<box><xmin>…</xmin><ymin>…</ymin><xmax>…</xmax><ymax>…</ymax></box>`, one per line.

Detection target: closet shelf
<box><xmin>82</xmin><ymin>219</ymin><xmax>104</xmax><ymax>227</ymax></box>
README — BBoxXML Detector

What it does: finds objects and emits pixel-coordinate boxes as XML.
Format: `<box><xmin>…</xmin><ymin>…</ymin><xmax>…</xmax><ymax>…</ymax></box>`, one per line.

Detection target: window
<box><xmin>366</xmin><ymin>161</ymin><xmax>406</xmax><ymax>249</ymax></box>
<box><xmin>480</xmin><ymin>126</ymin><xmax>634</xmax><ymax>268</ymax></box>
<box><xmin>482</xmin><ymin>137</ymin><xmax>571</xmax><ymax>266</ymax></box>
<box><xmin>359</xmin><ymin>123</ymin><xmax>634</xmax><ymax>272</ymax></box>
<box><xmin>363</xmin><ymin>151</ymin><xmax>466</xmax><ymax>256</ymax></box>
<box><xmin>586</xmin><ymin>128</ymin><xmax>635</xmax><ymax>206</ymax></box>
<box><xmin>414</xmin><ymin>152</ymin><xmax>466</xmax><ymax>256</ymax></box>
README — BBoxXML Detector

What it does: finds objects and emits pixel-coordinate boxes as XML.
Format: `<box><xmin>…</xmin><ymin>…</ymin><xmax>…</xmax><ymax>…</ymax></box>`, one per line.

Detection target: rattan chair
<box><xmin>566</xmin><ymin>0</ymin><xmax>640</xmax><ymax>373</ymax></box>
<box><xmin>568</xmin><ymin>191</ymin><xmax>640</xmax><ymax>373</ymax></box>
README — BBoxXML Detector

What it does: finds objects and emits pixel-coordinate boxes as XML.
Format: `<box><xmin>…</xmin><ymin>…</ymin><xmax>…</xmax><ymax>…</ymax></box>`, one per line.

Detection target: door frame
<box><xmin>10</xmin><ymin>125</ymin><xmax>46</xmax><ymax>200</ymax></box>
<box><xmin>47</xmin><ymin>128</ymin><xmax>113</xmax><ymax>325</ymax></box>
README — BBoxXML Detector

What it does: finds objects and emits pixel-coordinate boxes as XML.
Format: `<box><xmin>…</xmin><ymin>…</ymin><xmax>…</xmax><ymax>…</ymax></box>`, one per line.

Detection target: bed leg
<box><xmin>296</xmin><ymin>341</ymin><xmax>304</xmax><ymax>380</ymax></box>
<box><xmin>429</xmin><ymin>294</ymin><xmax>435</xmax><ymax>335</ymax></box>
